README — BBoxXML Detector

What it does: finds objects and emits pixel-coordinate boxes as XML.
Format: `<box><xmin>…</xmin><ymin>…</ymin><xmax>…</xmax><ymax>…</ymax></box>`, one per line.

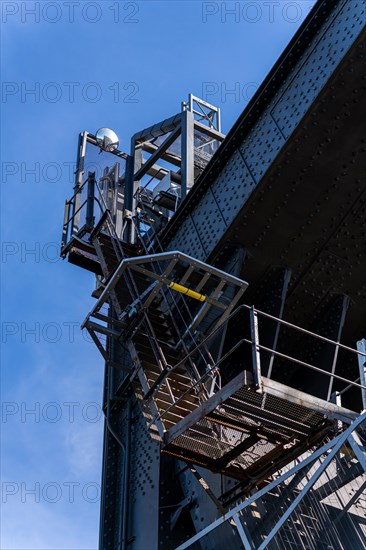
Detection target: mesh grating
<box><xmin>163</xmin><ymin>384</ymin><xmax>334</xmax><ymax>480</ymax></box>
<box><xmin>172</xmin><ymin>416</ymin><xmax>279</xmax><ymax>466</ymax></box>
<box><xmin>237</xmin><ymin>431</ymin><xmax>366</xmax><ymax>549</ymax></box>
<box><xmin>227</xmin><ymin>387</ymin><xmax>325</xmax><ymax>436</ymax></box>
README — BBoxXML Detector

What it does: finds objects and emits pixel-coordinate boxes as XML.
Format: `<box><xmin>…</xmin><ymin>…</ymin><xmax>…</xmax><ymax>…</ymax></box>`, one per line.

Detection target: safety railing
<box><xmin>143</xmin><ymin>304</ymin><xmax>366</xmax><ymax>430</ymax></box>
<box><xmin>93</xmin><ymin>178</ymin><xmax>126</xmax><ymax>263</ymax></box>
<box><xmin>175</xmin><ymin>412</ymin><xmax>366</xmax><ymax>550</ymax></box>
<box><xmin>72</xmin><ymin>174</ymin><xmax>366</xmax><ymax>424</ymax></box>
<box><xmin>133</xmin><ymin>255</ymin><xmax>243</xmax><ymax>407</ymax></box>
<box><xmin>130</xmin><ymin>219</ymin><xmax>227</xmax><ymax>390</ymax></box>
<box><xmin>85</xmin><ymin>268</ymin><xmax>366</xmax><ymax>435</ymax></box>
<box><xmin>61</xmin><ymin>173</ymin><xmax>105</xmax><ymax>252</ymax></box>
<box><xmin>61</xmin><ymin>171</ymin><xmax>127</xmax><ymax>263</ymax></box>
<box><xmin>133</xmin><ymin>188</ymin><xmax>167</xmax><ymax>254</ymax></box>
<box><xmin>82</xmin><ymin>251</ymin><xmax>247</xmax><ymax>410</ymax></box>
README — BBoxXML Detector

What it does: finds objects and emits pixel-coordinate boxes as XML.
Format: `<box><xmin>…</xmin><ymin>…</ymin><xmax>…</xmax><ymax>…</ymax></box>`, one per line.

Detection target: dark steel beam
<box><xmin>134</xmin><ymin>126</ymin><xmax>182</xmax><ymax>181</ymax></box>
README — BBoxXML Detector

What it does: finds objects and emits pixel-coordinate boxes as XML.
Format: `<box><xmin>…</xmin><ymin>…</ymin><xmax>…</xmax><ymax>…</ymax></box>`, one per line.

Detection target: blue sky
<box><xmin>1</xmin><ymin>1</ymin><xmax>316</xmax><ymax>548</ymax></box>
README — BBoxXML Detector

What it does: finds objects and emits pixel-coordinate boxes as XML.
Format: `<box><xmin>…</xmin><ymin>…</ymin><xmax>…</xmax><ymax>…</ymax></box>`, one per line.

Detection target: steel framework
<box><xmin>177</xmin><ymin>412</ymin><xmax>366</xmax><ymax>549</ymax></box>
<box><xmin>60</xmin><ymin>0</ymin><xmax>366</xmax><ymax>548</ymax></box>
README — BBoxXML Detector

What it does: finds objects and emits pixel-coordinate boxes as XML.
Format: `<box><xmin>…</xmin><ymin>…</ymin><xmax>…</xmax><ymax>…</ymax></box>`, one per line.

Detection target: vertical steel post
<box><xmin>85</xmin><ymin>172</ymin><xmax>95</xmax><ymax>231</ymax></box>
<box><xmin>357</xmin><ymin>339</ymin><xmax>366</xmax><ymax>410</ymax></box>
<box><xmin>61</xmin><ymin>200</ymin><xmax>71</xmax><ymax>249</ymax></box>
<box><xmin>181</xmin><ymin>109</ymin><xmax>194</xmax><ymax>199</ymax></box>
<box><xmin>112</xmin><ymin>161</ymin><xmax>120</xmax><ymax>232</ymax></box>
<box><xmin>250</xmin><ymin>306</ymin><xmax>262</xmax><ymax>390</ymax></box>
<box><xmin>326</xmin><ymin>296</ymin><xmax>349</xmax><ymax>402</ymax></box>
<box><xmin>121</xmin><ymin>399</ymin><xmax>132</xmax><ymax>550</ymax></box>
<box><xmin>124</xmin><ymin>146</ymin><xmax>142</xmax><ymax>244</ymax></box>
<box><xmin>330</xmin><ymin>391</ymin><xmax>343</xmax><ymax>432</ymax></box>
<box><xmin>98</xmin><ymin>380</ymin><xmax>110</xmax><ymax>550</ymax></box>
<box><xmin>72</xmin><ymin>131</ymin><xmax>87</xmax><ymax>236</ymax></box>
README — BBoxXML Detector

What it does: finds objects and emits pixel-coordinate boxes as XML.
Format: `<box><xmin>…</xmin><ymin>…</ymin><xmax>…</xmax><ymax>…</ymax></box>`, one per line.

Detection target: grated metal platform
<box><xmin>161</xmin><ymin>370</ymin><xmax>357</xmax><ymax>487</ymax></box>
<box><xmin>82</xmin><ymin>238</ymin><xmax>361</xmax><ymax>488</ymax></box>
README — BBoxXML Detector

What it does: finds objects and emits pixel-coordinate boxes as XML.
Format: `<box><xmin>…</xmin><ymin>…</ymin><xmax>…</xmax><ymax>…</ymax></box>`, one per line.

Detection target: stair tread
<box><xmin>140</xmin><ymin>361</ymin><xmax>193</xmax><ymax>381</ymax></box>
<box><xmin>135</xmin><ymin>379</ymin><xmax>200</xmax><ymax>411</ymax></box>
<box><xmin>134</xmin><ymin>389</ymin><xmax>197</xmax><ymax>421</ymax></box>
<box><xmin>145</xmin><ymin>370</ymin><xmax>196</xmax><ymax>391</ymax></box>
<box><xmin>147</xmin><ymin>384</ymin><xmax>200</xmax><ymax>407</ymax></box>
<box><xmin>135</xmin><ymin>346</ymin><xmax>183</xmax><ymax>365</ymax></box>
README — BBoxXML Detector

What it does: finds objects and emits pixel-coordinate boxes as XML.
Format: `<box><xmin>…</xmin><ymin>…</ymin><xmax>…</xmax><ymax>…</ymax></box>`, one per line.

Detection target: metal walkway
<box><xmin>81</xmin><ymin>216</ymin><xmax>364</xmax><ymax>489</ymax></box>
<box><xmin>59</xmin><ymin>1</ymin><xmax>366</xmax><ymax>547</ymax></box>
<box><xmin>176</xmin><ymin>412</ymin><xmax>366</xmax><ymax>549</ymax></box>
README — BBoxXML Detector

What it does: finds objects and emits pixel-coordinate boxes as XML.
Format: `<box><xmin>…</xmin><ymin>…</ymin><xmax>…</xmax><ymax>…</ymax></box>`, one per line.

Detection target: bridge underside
<box><xmin>163</xmin><ymin>18</ymin><xmax>366</xmax><ymax>409</ymax></box>
<box><xmin>60</xmin><ymin>1</ymin><xmax>366</xmax><ymax>548</ymax></box>
<box><xmin>210</xmin><ymin>25</ymin><xmax>366</xmax><ymax>342</ymax></box>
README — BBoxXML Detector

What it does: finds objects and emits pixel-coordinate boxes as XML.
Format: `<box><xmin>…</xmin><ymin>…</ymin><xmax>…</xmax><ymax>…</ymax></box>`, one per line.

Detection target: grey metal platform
<box><xmin>82</xmin><ymin>243</ymin><xmax>363</xmax><ymax>491</ymax></box>
<box><xmin>59</xmin><ymin>0</ymin><xmax>366</xmax><ymax>548</ymax></box>
<box><xmin>161</xmin><ymin>0</ymin><xmax>366</xmax><ymax>393</ymax></box>
<box><xmin>162</xmin><ymin>371</ymin><xmax>357</xmax><ymax>488</ymax></box>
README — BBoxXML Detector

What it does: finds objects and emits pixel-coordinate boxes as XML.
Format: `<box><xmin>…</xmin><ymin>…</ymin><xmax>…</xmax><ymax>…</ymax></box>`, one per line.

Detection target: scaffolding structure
<box><xmin>60</xmin><ymin>1</ymin><xmax>366</xmax><ymax>547</ymax></box>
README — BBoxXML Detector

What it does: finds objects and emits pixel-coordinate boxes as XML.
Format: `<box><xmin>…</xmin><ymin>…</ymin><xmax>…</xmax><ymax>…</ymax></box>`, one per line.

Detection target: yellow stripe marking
<box><xmin>168</xmin><ymin>282</ymin><xmax>206</xmax><ymax>302</ymax></box>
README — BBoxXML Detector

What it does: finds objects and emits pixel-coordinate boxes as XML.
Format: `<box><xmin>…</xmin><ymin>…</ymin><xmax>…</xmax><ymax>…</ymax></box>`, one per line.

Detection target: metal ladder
<box><xmin>84</xmin><ymin>202</ymin><xmax>364</xmax><ymax>488</ymax></box>
<box><xmin>88</xmin><ymin>210</ymin><xmax>249</xmax><ymax>441</ymax></box>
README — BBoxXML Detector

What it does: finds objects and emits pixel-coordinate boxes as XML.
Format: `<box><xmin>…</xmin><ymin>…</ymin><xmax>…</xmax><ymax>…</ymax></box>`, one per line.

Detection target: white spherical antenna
<box><xmin>95</xmin><ymin>128</ymin><xmax>119</xmax><ymax>152</ymax></box>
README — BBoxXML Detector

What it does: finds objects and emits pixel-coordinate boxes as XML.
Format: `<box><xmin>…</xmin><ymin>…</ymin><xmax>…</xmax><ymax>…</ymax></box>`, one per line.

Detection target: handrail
<box><xmin>91</xmin><ymin>181</ymin><xmax>176</xmax><ymax>380</ymax></box>
<box><xmin>67</xmin><ymin>176</ymin><xmax>89</xmax><ymax>203</ymax></box>
<box><xmin>87</xmin><ymin>256</ymin><xmax>366</xmax><ymax>415</ymax></box>
<box><xmin>255</xmin><ymin>343</ymin><xmax>366</xmax><ymax>391</ymax></box>
<box><xmin>62</xmin><ymin>172</ymin><xmax>126</xmax><ymax>261</ymax></box>
<box><xmin>146</xmin><ymin>303</ymin><xmax>366</xmax><ymax>423</ymax></box>
<box><xmin>150</xmin><ymin>337</ymin><xmax>248</xmax><ymax>427</ymax></box>
<box><xmin>62</xmin><ymin>174</ymin><xmax>106</xmax><ymax>248</ymax></box>
<box><xmin>134</xmin><ymin>168</ymin><xmax>166</xmax><ymax>193</ymax></box>
<box><xmin>94</xmin><ymin>179</ymin><xmax>125</xmax><ymax>260</ymax></box>
<box><xmin>251</xmin><ymin>306</ymin><xmax>366</xmax><ymax>359</ymax></box>
<box><xmin>62</xmin><ymin>196</ymin><xmax>106</xmax><ymax>250</ymax></box>
<box><xmin>175</xmin><ymin>412</ymin><xmax>366</xmax><ymax>550</ymax></box>
<box><xmin>69</xmin><ymin>176</ymin><xmax>366</xmax><ymax>417</ymax></box>
<box><xmin>339</xmin><ymin>376</ymin><xmax>361</xmax><ymax>396</ymax></box>
<box><xmin>63</xmin><ymin>197</ymin><xmax>104</xmax><ymax>230</ymax></box>
<box><xmin>63</xmin><ymin>171</ymin><xmax>191</xmax><ymax>393</ymax></box>
<box><xmin>132</xmin><ymin>217</ymin><xmax>214</xmax><ymax>383</ymax></box>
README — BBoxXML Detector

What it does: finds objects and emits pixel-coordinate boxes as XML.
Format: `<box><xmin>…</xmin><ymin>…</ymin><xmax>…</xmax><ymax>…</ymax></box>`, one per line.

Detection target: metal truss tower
<box><xmin>61</xmin><ymin>1</ymin><xmax>366</xmax><ymax>548</ymax></box>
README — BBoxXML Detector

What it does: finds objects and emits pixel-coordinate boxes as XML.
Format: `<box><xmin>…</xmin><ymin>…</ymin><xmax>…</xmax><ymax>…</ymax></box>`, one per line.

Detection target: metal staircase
<box><xmin>59</xmin><ymin>23</ymin><xmax>366</xmax><ymax>544</ymax></box>
<box><xmin>77</xmin><ymin>208</ymin><xmax>364</xmax><ymax>492</ymax></box>
<box><xmin>175</xmin><ymin>412</ymin><xmax>366</xmax><ymax>549</ymax></box>
<box><xmin>84</xmin><ymin>220</ymin><xmax>249</xmax><ymax>438</ymax></box>
<box><xmin>60</xmin><ymin>158</ymin><xmax>366</xmax><ymax>495</ymax></box>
